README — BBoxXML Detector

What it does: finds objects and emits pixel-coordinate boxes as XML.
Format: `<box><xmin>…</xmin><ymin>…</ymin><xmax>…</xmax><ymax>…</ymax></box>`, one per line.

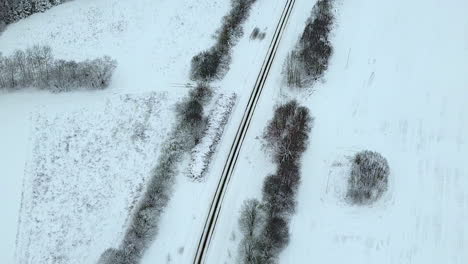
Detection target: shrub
<box><xmin>0</xmin><ymin>46</ymin><xmax>117</xmax><ymax>92</ymax></box>
<box><xmin>250</xmin><ymin>27</ymin><xmax>260</xmax><ymax>40</ymax></box>
<box><xmin>190</xmin><ymin>47</ymin><xmax>227</xmax><ymax>81</ymax></box>
<box><xmin>347</xmin><ymin>150</ymin><xmax>390</xmax><ymax>205</ymax></box>
<box><xmin>190</xmin><ymin>0</ymin><xmax>258</xmax><ymax>81</ymax></box>
<box><xmin>250</xmin><ymin>27</ymin><xmax>266</xmax><ymax>41</ymax></box>
<box><xmin>263</xmin><ymin>100</ymin><xmax>312</xmax><ymax>163</ymax></box>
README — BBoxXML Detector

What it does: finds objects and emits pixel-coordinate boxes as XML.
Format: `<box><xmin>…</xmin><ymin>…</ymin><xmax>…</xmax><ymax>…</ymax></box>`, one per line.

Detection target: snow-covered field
<box><xmin>2</xmin><ymin>0</ymin><xmax>467</xmax><ymax>263</ymax></box>
<box><xmin>206</xmin><ymin>0</ymin><xmax>468</xmax><ymax>263</ymax></box>
<box><xmin>16</xmin><ymin>92</ymin><xmax>173</xmax><ymax>264</ymax></box>
<box><xmin>0</xmin><ymin>0</ymin><xmax>232</xmax><ymax>259</ymax></box>
<box><xmin>0</xmin><ymin>0</ymin><xmax>288</xmax><ymax>263</ymax></box>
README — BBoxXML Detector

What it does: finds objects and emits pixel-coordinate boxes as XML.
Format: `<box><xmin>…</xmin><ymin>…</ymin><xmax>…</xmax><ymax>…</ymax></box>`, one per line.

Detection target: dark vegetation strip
<box><xmin>0</xmin><ymin>45</ymin><xmax>117</xmax><ymax>92</ymax></box>
<box><xmin>0</xmin><ymin>0</ymin><xmax>70</xmax><ymax>30</ymax></box>
<box><xmin>347</xmin><ymin>150</ymin><xmax>390</xmax><ymax>205</ymax></box>
<box><xmin>98</xmin><ymin>84</ymin><xmax>213</xmax><ymax>264</ymax></box>
<box><xmin>190</xmin><ymin>0</ymin><xmax>258</xmax><ymax>82</ymax></box>
<box><xmin>285</xmin><ymin>0</ymin><xmax>334</xmax><ymax>88</ymax></box>
<box><xmin>237</xmin><ymin>101</ymin><xmax>312</xmax><ymax>264</ymax></box>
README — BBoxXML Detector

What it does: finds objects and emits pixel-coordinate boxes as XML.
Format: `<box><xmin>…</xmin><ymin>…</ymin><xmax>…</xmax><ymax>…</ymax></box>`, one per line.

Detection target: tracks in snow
<box><xmin>192</xmin><ymin>0</ymin><xmax>296</xmax><ymax>263</ymax></box>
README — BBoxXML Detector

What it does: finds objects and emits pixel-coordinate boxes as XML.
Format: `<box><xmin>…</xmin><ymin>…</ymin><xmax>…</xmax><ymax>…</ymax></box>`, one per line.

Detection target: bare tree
<box><xmin>347</xmin><ymin>150</ymin><xmax>390</xmax><ymax>204</ymax></box>
<box><xmin>238</xmin><ymin>101</ymin><xmax>312</xmax><ymax>264</ymax></box>
<box><xmin>263</xmin><ymin>100</ymin><xmax>312</xmax><ymax>163</ymax></box>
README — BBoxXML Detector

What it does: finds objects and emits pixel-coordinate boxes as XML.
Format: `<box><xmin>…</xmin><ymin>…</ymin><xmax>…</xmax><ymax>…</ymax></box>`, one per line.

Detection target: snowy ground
<box><xmin>0</xmin><ymin>0</ymin><xmax>231</xmax><ymax>259</ymax></box>
<box><xmin>16</xmin><ymin>92</ymin><xmax>173</xmax><ymax>264</ymax></box>
<box><xmin>3</xmin><ymin>0</ymin><xmax>466</xmax><ymax>263</ymax></box>
<box><xmin>206</xmin><ymin>0</ymin><xmax>468</xmax><ymax>263</ymax></box>
<box><xmin>0</xmin><ymin>0</ymin><xmax>288</xmax><ymax>263</ymax></box>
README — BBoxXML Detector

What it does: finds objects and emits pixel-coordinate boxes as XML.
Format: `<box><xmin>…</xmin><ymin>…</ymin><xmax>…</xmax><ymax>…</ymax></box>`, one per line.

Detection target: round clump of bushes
<box><xmin>347</xmin><ymin>150</ymin><xmax>389</xmax><ymax>205</ymax></box>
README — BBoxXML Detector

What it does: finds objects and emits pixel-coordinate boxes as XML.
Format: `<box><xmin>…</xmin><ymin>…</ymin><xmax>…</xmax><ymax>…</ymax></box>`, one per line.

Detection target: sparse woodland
<box><xmin>0</xmin><ymin>45</ymin><xmax>117</xmax><ymax>92</ymax></box>
<box><xmin>237</xmin><ymin>101</ymin><xmax>312</xmax><ymax>264</ymax></box>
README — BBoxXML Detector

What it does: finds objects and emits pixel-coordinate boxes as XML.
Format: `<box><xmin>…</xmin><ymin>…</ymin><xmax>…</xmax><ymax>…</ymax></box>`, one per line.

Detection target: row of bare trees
<box><xmin>190</xmin><ymin>0</ymin><xmax>258</xmax><ymax>81</ymax></box>
<box><xmin>0</xmin><ymin>46</ymin><xmax>117</xmax><ymax>92</ymax></box>
<box><xmin>237</xmin><ymin>101</ymin><xmax>312</xmax><ymax>264</ymax></box>
<box><xmin>285</xmin><ymin>0</ymin><xmax>334</xmax><ymax>88</ymax></box>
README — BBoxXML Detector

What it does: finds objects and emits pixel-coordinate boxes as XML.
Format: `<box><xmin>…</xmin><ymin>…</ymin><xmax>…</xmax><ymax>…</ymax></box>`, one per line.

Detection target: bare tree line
<box><xmin>97</xmin><ymin>83</ymin><xmax>214</xmax><ymax>264</ymax></box>
<box><xmin>0</xmin><ymin>45</ymin><xmax>117</xmax><ymax>92</ymax></box>
<box><xmin>285</xmin><ymin>0</ymin><xmax>335</xmax><ymax>88</ymax></box>
<box><xmin>237</xmin><ymin>101</ymin><xmax>313</xmax><ymax>264</ymax></box>
<box><xmin>190</xmin><ymin>0</ymin><xmax>258</xmax><ymax>81</ymax></box>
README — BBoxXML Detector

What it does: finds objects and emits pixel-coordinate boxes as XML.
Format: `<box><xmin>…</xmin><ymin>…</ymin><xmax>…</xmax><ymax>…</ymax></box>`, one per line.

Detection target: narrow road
<box><xmin>193</xmin><ymin>0</ymin><xmax>296</xmax><ymax>263</ymax></box>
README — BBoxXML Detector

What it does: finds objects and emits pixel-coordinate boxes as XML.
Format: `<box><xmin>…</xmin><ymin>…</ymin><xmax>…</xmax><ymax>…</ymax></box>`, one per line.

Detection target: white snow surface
<box><xmin>205</xmin><ymin>0</ymin><xmax>468</xmax><ymax>263</ymax></box>
<box><xmin>16</xmin><ymin>92</ymin><xmax>173</xmax><ymax>264</ymax></box>
<box><xmin>189</xmin><ymin>92</ymin><xmax>237</xmax><ymax>181</ymax></box>
<box><xmin>0</xmin><ymin>0</ymin><xmax>289</xmax><ymax>263</ymax></box>
<box><xmin>2</xmin><ymin>0</ymin><xmax>467</xmax><ymax>263</ymax></box>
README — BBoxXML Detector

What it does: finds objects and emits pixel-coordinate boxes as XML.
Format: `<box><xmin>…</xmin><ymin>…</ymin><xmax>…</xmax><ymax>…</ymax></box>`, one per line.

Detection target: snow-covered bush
<box><xmin>189</xmin><ymin>92</ymin><xmax>236</xmax><ymax>180</ymax></box>
<box><xmin>250</xmin><ymin>27</ymin><xmax>265</xmax><ymax>40</ymax></box>
<box><xmin>347</xmin><ymin>150</ymin><xmax>390</xmax><ymax>205</ymax></box>
<box><xmin>284</xmin><ymin>0</ymin><xmax>334</xmax><ymax>88</ymax></box>
<box><xmin>0</xmin><ymin>45</ymin><xmax>117</xmax><ymax>92</ymax></box>
<box><xmin>250</xmin><ymin>27</ymin><xmax>260</xmax><ymax>40</ymax></box>
<box><xmin>190</xmin><ymin>0</ymin><xmax>258</xmax><ymax>81</ymax></box>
